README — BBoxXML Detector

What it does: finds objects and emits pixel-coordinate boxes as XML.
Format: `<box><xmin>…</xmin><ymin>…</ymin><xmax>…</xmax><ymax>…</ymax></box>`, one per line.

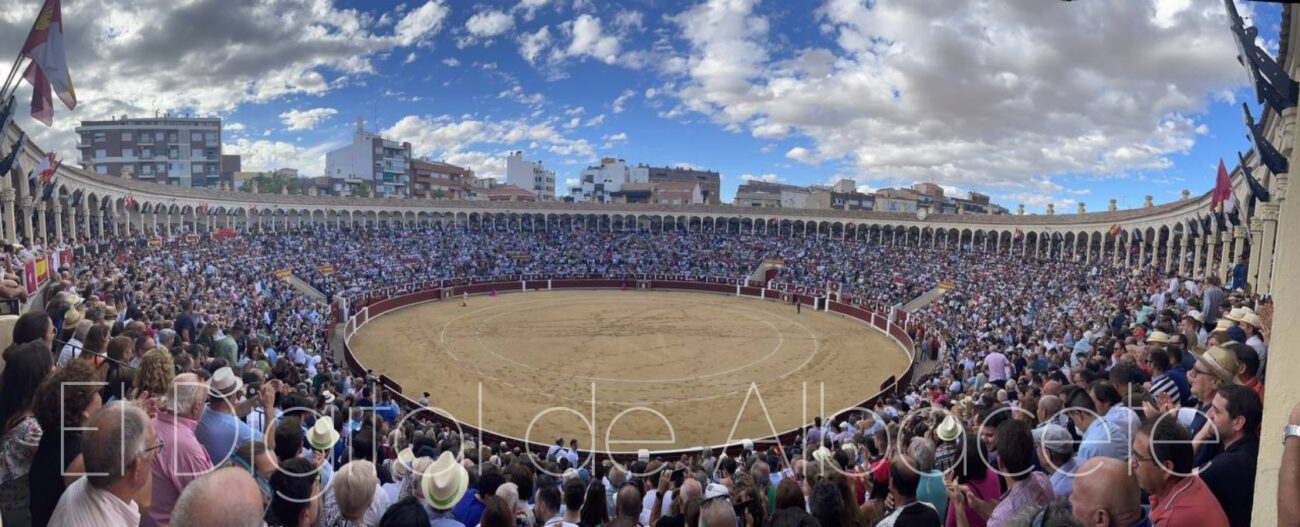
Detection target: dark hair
<box><xmin>1215</xmin><ymin>384</ymin><xmax>1263</xmax><ymax>437</ymax></box>
<box><xmin>12</xmin><ymin>311</ymin><xmax>51</xmax><ymax>347</ymax></box>
<box><xmin>1139</xmin><ymin>418</ymin><xmax>1193</xmax><ymax>475</ymax></box>
<box><xmin>580</xmin><ymin>480</ymin><xmax>609</xmax><ymax>527</ymax></box>
<box><xmin>1061</xmin><ymin>386</ymin><xmax>1096</xmax><ymax>413</ymax></box>
<box><xmin>809</xmin><ymin>480</ymin><xmax>843</xmax><ymax>527</ymax></box>
<box><xmin>994</xmin><ymin>420</ymin><xmax>1035</xmax><ymax>480</ymax></box>
<box><xmin>1108</xmin><ymin>362</ymin><xmax>1139</xmax><ymax>386</ymax></box>
<box><xmin>563</xmin><ymin>477</ymin><xmax>586</xmax><ymax>513</ymax></box>
<box><xmin>507</xmin><ymin>463</ymin><xmax>534</xmax><ymax>500</ymax></box>
<box><xmin>888</xmin><ymin>454</ymin><xmax>921</xmax><ymax>498</ymax></box>
<box><xmin>1089</xmin><ymin>380</ymin><xmax>1123</xmax><ymax>407</ymax></box>
<box><xmin>269</xmin><ymin>457</ymin><xmax>317</xmax><ymax>527</ymax></box>
<box><xmin>979</xmin><ymin>408</ymin><xmax>1010</xmax><ymax>431</ymax></box>
<box><xmin>34</xmin><ymin>359</ymin><xmax>101</xmax><ymax>432</ymax></box>
<box><xmin>538</xmin><ymin>483</ymin><xmax>562</xmax><ymax>515</ymax></box>
<box><xmin>274</xmin><ymin>417</ymin><xmax>306</xmax><ymax>462</ymax></box>
<box><xmin>380</xmin><ymin>496</ymin><xmax>431</xmax><ymax>527</ymax></box>
<box><xmin>481</xmin><ymin>496</ymin><xmax>515</xmax><ymax>527</ymax></box>
<box><xmin>479</xmin><ymin>471</ymin><xmax>506</xmax><ymax>497</ymax></box>
<box><xmin>1147</xmin><ymin>350</ymin><xmax>1171</xmax><ymax>373</ymax></box>
<box><xmin>718</xmin><ymin>456</ymin><xmax>738</xmax><ymax>477</ymax></box>
<box><xmin>774</xmin><ymin>478</ymin><xmax>804</xmax><ymax>511</ymax></box>
<box><xmin>83</xmin><ymin>324</ymin><xmax>109</xmax><ymax>355</ymax></box>
<box><xmin>0</xmin><ymin>341</ymin><xmax>54</xmax><ymax>431</ymax></box>
<box><xmin>1224</xmin><ymin>343</ymin><xmax>1260</xmax><ymax>377</ymax></box>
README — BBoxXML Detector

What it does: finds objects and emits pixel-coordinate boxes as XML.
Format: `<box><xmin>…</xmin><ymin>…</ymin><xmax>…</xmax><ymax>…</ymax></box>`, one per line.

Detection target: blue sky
<box><xmin>0</xmin><ymin>0</ymin><xmax>1285</xmax><ymax>210</ymax></box>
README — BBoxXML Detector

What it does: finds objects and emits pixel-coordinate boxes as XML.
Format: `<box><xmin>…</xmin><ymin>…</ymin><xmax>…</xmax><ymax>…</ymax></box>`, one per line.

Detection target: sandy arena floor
<box><xmin>348</xmin><ymin>290</ymin><xmax>909</xmax><ymax>453</ymax></box>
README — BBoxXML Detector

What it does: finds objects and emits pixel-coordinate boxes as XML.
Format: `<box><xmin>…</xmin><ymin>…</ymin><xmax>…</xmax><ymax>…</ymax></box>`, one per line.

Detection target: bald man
<box><xmin>615</xmin><ymin>481</ymin><xmax>643</xmax><ymax>521</ymax></box>
<box><xmin>171</xmin><ymin>467</ymin><xmax>266</xmax><ymax>527</ymax></box>
<box><xmin>1069</xmin><ymin>457</ymin><xmax>1149</xmax><ymax>527</ymax></box>
<box><xmin>700</xmin><ymin>496</ymin><xmax>737</xmax><ymax>527</ymax></box>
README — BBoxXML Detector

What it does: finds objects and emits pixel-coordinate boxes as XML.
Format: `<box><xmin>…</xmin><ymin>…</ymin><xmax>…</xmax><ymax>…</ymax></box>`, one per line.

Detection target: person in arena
<box><xmin>144</xmin><ymin>373</ymin><xmax>212</xmax><ymax>527</ymax></box>
<box><xmin>1068</xmin><ymin>457</ymin><xmax>1149</xmax><ymax>526</ymax></box>
<box><xmin>1130</xmin><ymin>418</ymin><xmax>1228</xmax><ymax>527</ymax></box>
<box><xmin>1197</xmin><ymin>384</ymin><xmax>1262</xmax><ymax>527</ymax></box>
<box><xmin>0</xmin><ymin>342</ymin><xmax>54</xmax><ymax>525</ymax></box>
<box><xmin>170</xmin><ymin>467</ymin><xmax>266</xmax><ymax>527</ymax></box>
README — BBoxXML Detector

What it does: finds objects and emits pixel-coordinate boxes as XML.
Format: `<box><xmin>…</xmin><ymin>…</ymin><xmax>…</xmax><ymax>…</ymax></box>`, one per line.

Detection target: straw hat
<box><xmin>307</xmin><ymin>416</ymin><xmax>341</xmax><ymax>451</ymax></box>
<box><xmin>936</xmin><ymin>415</ymin><xmax>962</xmax><ymax>443</ymax></box>
<box><xmin>1214</xmin><ymin>319</ymin><xmax>1234</xmax><ymax>331</ymax></box>
<box><xmin>421</xmin><ymin>451</ymin><xmax>469</xmax><ymax>511</ymax></box>
<box><xmin>63</xmin><ymin>307</ymin><xmax>83</xmax><ymax>326</ymax></box>
<box><xmin>1187</xmin><ymin>310</ymin><xmax>1204</xmax><ymax>322</ymax></box>
<box><xmin>392</xmin><ymin>447</ymin><xmax>416</xmax><ymax>480</ymax></box>
<box><xmin>208</xmin><ymin>367</ymin><xmax>243</xmax><ymax>399</ymax></box>
<box><xmin>1145</xmin><ymin>331</ymin><xmax>1170</xmax><ymax>344</ymax></box>
<box><xmin>321</xmin><ymin>390</ymin><xmax>336</xmax><ymax>405</ymax></box>
<box><xmin>1224</xmin><ymin>308</ymin><xmax>1247</xmax><ymax>322</ymax></box>
<box><xmin>1195</xmin><ymin>346</ymin><xmax>1241</xmax><ymax>385</ymax></box>
<box><xmin>1240</xmin><ymin>313</ymin><xmax>1263</xmax><ymax>329</ymax></box>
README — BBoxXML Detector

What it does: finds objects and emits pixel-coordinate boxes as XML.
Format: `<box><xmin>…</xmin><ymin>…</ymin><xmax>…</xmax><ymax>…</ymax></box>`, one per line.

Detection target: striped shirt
<box><xmin>1149</xmin><ymin>373</ymin><xmax>1181</xmax><ymax>406</ymax></box>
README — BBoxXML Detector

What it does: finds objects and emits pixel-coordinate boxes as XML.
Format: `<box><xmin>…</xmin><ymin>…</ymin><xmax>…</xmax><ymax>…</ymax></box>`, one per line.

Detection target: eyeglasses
<box><xmin>144</xmin><ymin>438</ymin><xmax>165</xmax><ymax>455</ymax></box>
<box><xmin>1130</xmin><ymin>453</ymin><xmax>1155</xmax><ymax>465</ymax></box>
<box><xmin>1189</xmin><ymin>367</ymin><xmax>1211</xmax><ymax>378</ymax></box>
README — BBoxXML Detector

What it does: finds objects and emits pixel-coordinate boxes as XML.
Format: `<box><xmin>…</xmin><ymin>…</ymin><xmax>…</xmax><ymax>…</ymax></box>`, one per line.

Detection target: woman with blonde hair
<box><xmin>132</xmin><ymin>347</ymin><xmax>175</xmax><ymax>400</ymax></box>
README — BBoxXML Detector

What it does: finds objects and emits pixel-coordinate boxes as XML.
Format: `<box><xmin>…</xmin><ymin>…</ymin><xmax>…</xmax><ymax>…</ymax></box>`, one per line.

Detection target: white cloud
<box><xmin>612</xmin><ymin>89</ymin><xmax>636</xmax><ymax>113</ymax></box>
<box><xmin>613</xmin><ymin>10</ymin><xmax>645</xmax><ymax>32</ymax></box>
<box><xmin>396</xmin><ymin>1</ymin><xmax>451</xmax><ymax>45</ymax></box>
<box><xmin>564</xmin><ymin>106</ymin><xmax>586</xmax><ymax>116</ymax></box>
<box><xmin>225</xmin><ymin>123</ymin><xmax>246</xmax><ymax>132</ymax></box>
<box><xmin>564</xmin><ymin>117</ymin><xmax>581</xmax><ymax>129</ymax></box>
<box><xmin>497</xmin><ymin>85</ymin><xmax>546</xmax><ymax>106</ymax></box>
<box><xmin>556</xmin><ymin>14</ymin><xmax>621</xmax><ymax>64</ymax></box>
<box><xmin>603</xmin><ymin>132</ymin><xmax>628</xmax><ymax>142</ymax></box>
<box><xmin>585</xmin><ymin>114</ymin><xmax>605</xmax><ymax>127</ymax></box>
<box><xmin>565</xmin><ymin>177</ymin><xmax>581</xmax><ymax>187</ymax></box>
<box><xmin>660</xmin><ymin>0</ymin><xmax>1245</xmax><ymax>194</ymax></box>
<box><xmin>442</xmin><ymin>57</ymin><xmax>460</xmax><ymax>67</ymax></box>
<box><xmin>515</xmin><ymin>0</ymin><xmax>553</xmax><ymax>21</ymax></box>
<box><xmin>740</xmin><ymin>173</ymin><xmax>784</xmax><ymax>183</ymax></box>
<box><xmin>404</xmin><ymin>52</ymin><xmax>418</xmax><ymax>64</ymax></box>
<box><xmin>278</xmin><ymin>107</ymin><xmax>338</xmax><ymax>131</ymax></box>
<box><xmin>518</xmin><ymin>26</ymin><xmax>553</xmax><ymax>64</ymax></box>
<box><xmin>383</xmin><ymin>114</ymin><xmax>596</xmax><ymax>177</ymax></box>
<box><xmin>461</xmin><ymin>9</ymin><xmax>515</xmax><ymax>47</ymax></box>
<box><xmin>226</xmin><ymin>138</ymin><xmax>340</xmax><ymax>177</ymax></box>
<box><xmin>0</xmin><ymin>0</ymin><xmax>452</xmax><ymax>154</ymax></box>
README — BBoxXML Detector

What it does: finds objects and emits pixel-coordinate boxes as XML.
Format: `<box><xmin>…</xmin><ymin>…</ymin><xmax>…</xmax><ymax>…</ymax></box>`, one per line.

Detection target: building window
<box><xmin>94</xmin><ymin>133</ymin><xmax>105</xmax><ymax>142</ymax></box>
<box><xmin>95</xmin><ymin>165</ymin><xmax>107</xmax><ymax>174</ymax></box>
<box><xmin>141</xmin><ymin>164</ymin><xmax>152</xmax><ymax>175</ymax></box>
<box><xmin>155</xmin><ymin>131</ymin><xmax>165</xmax><ymax>142</ymax></box>
<box><xmin>191</xmin><ymin>131</ymin><xmax>203</xmax><ymax>142</ymax></box>
<box><xmin>192</xmin><ymin>164</ymin><xmax>203</xmax><ymax>174</ymax></box>
<box><xmin>95</xmin><ymin>149</ymin><xmax>106</xmax><ymax>158</ymax></box>
<box><xmin>122</xmin><ymin>132</ymin><xmax>132</xmax><ymax>141</ymax></box>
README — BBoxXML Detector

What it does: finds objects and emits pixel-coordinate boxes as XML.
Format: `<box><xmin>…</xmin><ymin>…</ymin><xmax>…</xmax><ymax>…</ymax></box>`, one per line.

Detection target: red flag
<box><xmin>1210</xmin><ymin>159</ymin><xmax>1233</xmax><ymax>210</ymax></box>
<box><xmin>20</xmin><ymin>0</ymin><xmax>76</xmax><ymax>126</ymax></box>
<box><xmin>39</xmin><ymin>154</ymin><xmax>60</xmax><ymax>184</ymax></box>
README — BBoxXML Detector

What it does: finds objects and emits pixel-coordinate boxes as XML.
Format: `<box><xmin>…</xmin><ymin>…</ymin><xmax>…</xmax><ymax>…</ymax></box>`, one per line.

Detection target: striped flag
<box><xmin>20</xmin><ymin>0</ymin><xmax>76</xmax><ymax>125</ymax></box>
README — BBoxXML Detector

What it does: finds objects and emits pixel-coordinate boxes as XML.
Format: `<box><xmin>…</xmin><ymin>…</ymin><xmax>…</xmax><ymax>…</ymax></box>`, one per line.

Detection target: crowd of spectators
<box><xmin>0</xmin><ymin>223</ymin><xmax>1282</xmax><ymax>527</ymax></box>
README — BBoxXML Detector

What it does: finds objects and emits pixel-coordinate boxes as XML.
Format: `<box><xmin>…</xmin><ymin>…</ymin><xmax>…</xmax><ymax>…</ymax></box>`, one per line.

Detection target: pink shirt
<box><xmin>144</xmin><ymin>411</ymin><xmax>213</xmax><ymax>527</ymax></box>
<box><xmin>984</xmin><ymin>352</ymin><xmax>1009</xmax><ymax>381</ymax></box>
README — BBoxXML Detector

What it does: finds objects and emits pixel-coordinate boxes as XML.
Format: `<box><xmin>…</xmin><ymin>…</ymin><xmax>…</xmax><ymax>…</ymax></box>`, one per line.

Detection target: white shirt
<box><xmin>640</xmin><ymin>490</ymin><xmax>673</xmax><ymax>525</ymax></box>
<box><xmin>48</xmin><ymin>477</ymin><xmax>141</xmax><ymax>527</ymax></box>
<box><xmin>56</xmin><ymin>337</ymin><xmax>84</xmax><ymax>368</ymax></box>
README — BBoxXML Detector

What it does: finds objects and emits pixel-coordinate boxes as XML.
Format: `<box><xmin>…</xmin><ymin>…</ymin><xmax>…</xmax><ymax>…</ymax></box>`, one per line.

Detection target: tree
<box><xmin>432</xmin><ymin>189</ymin><xmax>447</xmax><ymax>200</ymax></box>
<box><xmin>351</xmin><ymin>182</ymin><xmax>370</xmax><ymax>198</ymax></box>
<box><xmin>239</xmin><ymin>172</ymin><xmax>304</xmax><ymax>194</ymax></box>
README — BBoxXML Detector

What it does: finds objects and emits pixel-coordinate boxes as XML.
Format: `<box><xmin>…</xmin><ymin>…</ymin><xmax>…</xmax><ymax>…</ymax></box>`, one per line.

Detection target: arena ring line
<box><xmin>340</xmin><ymin>277</ymin><xmax>920</xmax><ymax>452</ymax></box>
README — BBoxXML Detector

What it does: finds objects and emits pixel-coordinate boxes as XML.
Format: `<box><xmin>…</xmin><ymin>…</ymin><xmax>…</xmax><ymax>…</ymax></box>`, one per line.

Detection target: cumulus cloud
<box><xmin>518</xmin><ymin>26</ymin><xmax>553</xmax><ymax>64</ymax></box>
<box><xmin>0</xmin><ymin>0</ymin><xmax>450</xmax><ymax>153</ymax></box>
<box><xmin>225</xmin><ymin>138</ymin><xmax>341</xmax><ymax>177</ymax></box>
<box><xmin>740</xmin><ymin>173</ymin><xmax>784</xmax><ymax>183</ymax></box>
<box><xmin>497</xmin><ymin>85</ymin><xmax>546</xmax><ymax>106</ymax></box>
<box><xmin>461</xmin><ymin>9</ymin><xmax>515</xmax><ymax>47</ymax></box>
<box><xmin>279</xmin><ymin>108</ymin><xmax>339</xmax><ymax>131</ymax></box>
<box><xmin>382</xmin><ymin>114</ymin><xmax>595</xmax><ymax>179</ymax></box>
<box><xmin>612</xmin><ymin>89</ymin><xmax>636</xmax><ymax>113</ymax></box>
<box><xmin>554</xmin><ymin>14</ymin><xmax>621</xmax><ymax>64</ymax></box>
<box><xmin>661</xmin><ymin>0</ymin><xmax>1245</xmax><ymax>193</ymax></box>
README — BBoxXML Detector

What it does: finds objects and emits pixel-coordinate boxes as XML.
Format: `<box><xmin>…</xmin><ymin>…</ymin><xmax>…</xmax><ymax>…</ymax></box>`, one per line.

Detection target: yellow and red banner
<box><xmin>34</xmin><ymin>256</ymin><xmax>48</xmax><ymax>284</ymax></box>
<box><xmin>317</xmin><ymin>264</ymin><xmax>335</xmax><ymax>275</ymax></box>
<box><xmin>147</xmin><ymin>238</ymin><xmax>162</xmax><ymax>247</ymax></box>
<box><xmin>273</xmin><ymin>269</ymin><xmax>291</xmax><ymax>279</ymax></box>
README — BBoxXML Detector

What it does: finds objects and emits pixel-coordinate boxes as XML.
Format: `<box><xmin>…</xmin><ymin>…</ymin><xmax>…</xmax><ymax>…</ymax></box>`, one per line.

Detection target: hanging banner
<box><xmin>184</xmin><ymin>233</ymin><xmax>199</xmax><ymax>244</ymax></box>
<box><xmin>34</xmin><ymin>256</ymin><xmax>49</xmax><ymax>285</ymax></box>
<box><xmin>147</xmin><ymin>238</ymin><xmax>163</xmax><ymax>247</ymax></box>
<box><xmin>60</xmin><ymin>249</ymin><xmax>72</xmax><ymax>266</ymax></box>
<box><xmin>273</xmin><ymin>269</ymin><xmax>291</xmax><ymax>279</ymax></box>
<box><xmin>317</xmin><ymin>264</ymin><xmax>336</xmax><ymax>275</ymax></box>
<box><xmin>23</xmin><ymin>259</ymin><xmax>36</xmax><ymax>295</ymax></box>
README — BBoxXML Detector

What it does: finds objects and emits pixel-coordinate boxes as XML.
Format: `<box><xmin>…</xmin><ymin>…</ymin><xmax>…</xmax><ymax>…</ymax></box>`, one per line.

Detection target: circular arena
<box><xmin>1</xmin><ymin>2</ymin><xmax>1299</xmax><ymax>523</ymax></box>
<box><xmin>346</xmin><ymin>288</ymin><xmax>911</xmax><ymax>452</ymax></box>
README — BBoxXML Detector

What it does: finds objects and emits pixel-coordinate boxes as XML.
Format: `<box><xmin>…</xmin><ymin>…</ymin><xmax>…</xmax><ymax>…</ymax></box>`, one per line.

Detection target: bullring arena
<box><xmin>347</xmin><ymin>287</ymin><xmax>911</xmax><ymax>452</ymax></box>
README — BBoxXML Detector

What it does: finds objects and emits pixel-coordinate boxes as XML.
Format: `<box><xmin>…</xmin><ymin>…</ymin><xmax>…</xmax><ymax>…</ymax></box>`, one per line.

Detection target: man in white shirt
<box><xmin>49</xmin><ymin>402</ymin><xmax>158</xmax><ymax>526</ymax></box>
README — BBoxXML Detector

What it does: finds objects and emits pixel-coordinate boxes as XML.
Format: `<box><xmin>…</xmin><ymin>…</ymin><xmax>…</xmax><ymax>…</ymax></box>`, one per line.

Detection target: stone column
<box><xmin>1162</xmin><ymin>232</ymin><xmax>1174</xmax><ymax>273</ymax></box>
<box><xmin>1255</xmin><ymin>204</ymin><xmax>1279</xmax><ymax>293</ymax></box>
<box><xmin>1139</xmin><ymin>235</ymin><xmax>1149</xmax><ymax>268</ymax></box>
<box><xmin>1218</xmin><ymin>230</ymin><xmax>1233</xmax><ymax>281</ymax></box>
<box><xmin>1</xmin><ymin>187</ymin><xmax>15</xmax><ymax>243</ymax></box>
<box><xmin>34</xmin><ymin>201</ymin><xmax>46</xmax><ymax>243</ymax></box>
<box><xmin>1194</xmin><ymin>235</ymin><xmax>1205</xmax><ymax>277</ymax></box>
<box><xmin>81</xmin><ymin>202</ymin><xmax>90</xmax><ymax>242</ymax></box>
<box><xmin>20</xmin><ymin>198</ymin><xmax>33</xmax><ymax>242</ymax></box>
<box><xmin>1178</xmin><ymin>236</ymin><xmax>1190</xmax><ymax>277</ymax></box>
<box><xmin>165</xmin><ymin>212</ymin><xmax>173</xmax><ymax>237</ymax></box>
<box><xmin>52</xmin><ymin>202</ymin><xmax>63</xmax><ymax>244</ymax></box>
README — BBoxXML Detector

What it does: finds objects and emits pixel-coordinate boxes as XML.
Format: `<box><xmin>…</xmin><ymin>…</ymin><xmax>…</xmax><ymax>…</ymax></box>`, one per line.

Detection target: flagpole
<box><xmin>0</xmin><ymin>0</ymin><xmax>44</xmax><ymax>104</ymax></box>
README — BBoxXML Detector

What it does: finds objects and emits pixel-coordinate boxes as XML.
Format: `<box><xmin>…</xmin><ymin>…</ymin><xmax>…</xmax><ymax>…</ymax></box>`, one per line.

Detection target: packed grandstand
<box><xmin>0</xmin><ymin>211</ymin><xmax>1279</xmax><ymax>527</ymax></box>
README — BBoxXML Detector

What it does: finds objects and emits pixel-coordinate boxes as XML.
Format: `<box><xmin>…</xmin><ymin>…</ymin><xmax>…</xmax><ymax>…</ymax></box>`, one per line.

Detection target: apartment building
<box><xmin>75</xmin><ymin>115</ymin><xmax>223</xmax><ymax>187</ymax></box>
<box><xmin>324</xmin><ymin>117</ymin><xmax>412</xmax><ymax>198</ymax></box>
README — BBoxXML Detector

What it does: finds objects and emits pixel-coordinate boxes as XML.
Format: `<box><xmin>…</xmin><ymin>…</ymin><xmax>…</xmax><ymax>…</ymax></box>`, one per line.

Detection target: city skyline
<box><xmin>0</xmin><ymin>0</ymin><xmax>1284</xmax><ymax>211</ymax></box>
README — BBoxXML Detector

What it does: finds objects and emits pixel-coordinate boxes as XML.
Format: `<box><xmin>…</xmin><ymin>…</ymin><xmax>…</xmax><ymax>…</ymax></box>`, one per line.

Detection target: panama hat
<box><xmin>1186</xmin><ymin>310</ymin><xmax>1204</xmax><ymax>322</ymax></box>
<box><xmin>63</xmin><ymin>307</ymin><xmax>83</xmax><ymax>326</ymax></box>
<box><xmin>1195</xmin><ymin>346</ymin><xmax>1241</xmax><ymax>385</ymax></box>
<box><xmin>208</xmin><ymin>367</ymin><xmax>243</xmax><ymax>399</ymax></box>
<box><xmin>1032</xmin><ymin>424</ymin><xmax>1073</xmax><ymax>455</ymax></box>
<box><xmin>936</xmin><ymin>415</ymin><xmax>962</xmax><ymax>443</ymax></box>
<box><xmin>421</xmin><ymin>451</ymin><xmax>469</xmax><ymax>511</ymax></box>
<box><xmin>1145</xmin><ymin>331</ymin><xmax>1170</xmax><ymax>344</ymax></box>
<box><xmin>392</xmin><ymin>447</ymin><xmax>416</xmax><ymax>480</ymax></box>
<box><xmin>321</xmin><ymin>390</ymin><xmax>336</xmax><ymax>405</ymax></box>
<box><xmin>1215</xmin><ymin>319</ymin><xmax>1234</xmax><ymax>331</ymax></box>
<box><xmin>307</xmin><ymin>416</ymin><xmax>340</xmax><ymax>451</ymax></box>
<box><xmin>1224</xmin><ymin>308</ymin><xmax>1246</xmax><ymax>322</ymax></box>
<box><xmin>1241</xmin><ymin>313</ymin><xmax>1263</xmax><ymax>329</ymax></box>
